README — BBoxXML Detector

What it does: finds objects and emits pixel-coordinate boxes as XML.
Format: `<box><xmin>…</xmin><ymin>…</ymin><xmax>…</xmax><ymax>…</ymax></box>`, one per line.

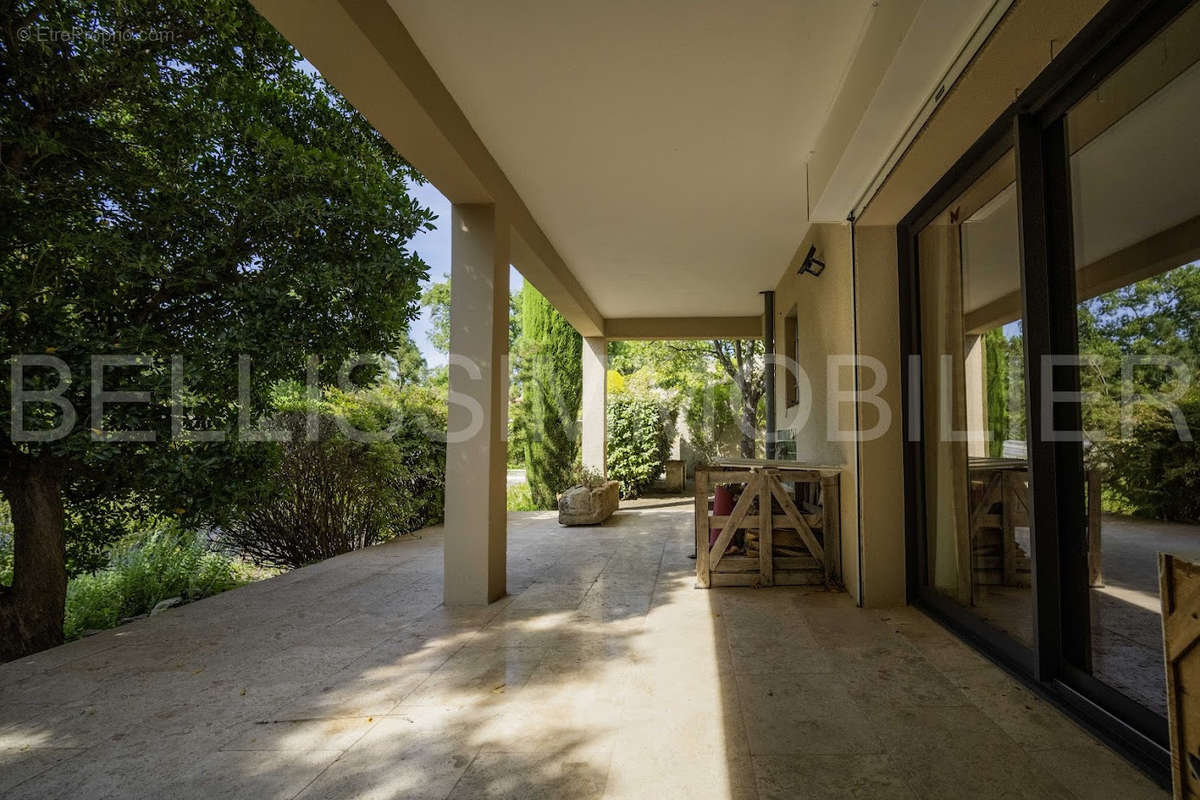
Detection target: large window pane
<box><xmin>917</xmin><ymin>149</ymin><xmax>1034</xmax><ymax>648</ymax></box>
<box><xmin>1065</xmin><ymin>1</ymin><xmax>1200</xmax><ymax>719</ymax></box>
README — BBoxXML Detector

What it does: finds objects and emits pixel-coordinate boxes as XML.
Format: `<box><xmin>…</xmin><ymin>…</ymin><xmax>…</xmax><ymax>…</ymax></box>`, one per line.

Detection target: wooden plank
<box><xmin>821</xmin><ymin>473</ymin><xmax>840</xmax><ymax>584</ymax></box>
<box><xmin>759</xmin><ymin>469</ymin><xmax>774</xmax><ymax>586</ymax></box>
<box><xmin>711</xmin><ymin>572</ymin><xmax>762</xmax><ymax>588</ymax></box>
<box><xmin>711</xmin><ymin>555</ymin><xmax>759</xmax><ymax>574</ymax></box>
<box><xmin>1088</xmin><ymin>469</ymin><xmax>1104</xmax><ymax>587</ymax></box>
<box><xmin>695</xmin><ymin>468</ymin><xmax>710</xmax><ymax>588</ymax></box>
<box><xmin>713</xmin><ymin>457</ymin><xmax>840</xmax><ymax>473</ymax></box>
<box><xmin>1160</xmin><ymin>553</ymin><xmax>1200</xmax><ymax>799</ymax></box>
<box><xmin>774</xmin><ymin>555</ymin><xmax>820</xmax><ymax>571</ymax></box>
<box><xmin>774</xmin><ymin>571</ymin><xmax>826</xmax><ymax>586</ymax></box>
<box><xmin>1002</xmin><ymin>471</ymin><xmax>1018</xmax><ymax>587</ymax></box>
<box><xmin>709</xmin><ymin>512</ymin><xmax>822</xmax><ymax>530</ymax></box>
<box><xmin>763</xmin><ymin>470</ymin><xmax>823</xmax><ymax>484</ymax></box>
<box><xmin>703</xmin><ymin>470</ymin><xmax>759</xmax><ymax>485</ymax></box>
<box><xmin>709</xmin><ymin>473</ymin><xmax>760</xmax><ymax>570</ymax></box>
<box><xmin>767</xmin><ymin>474</ymin><xmax>824</xmax><ymax>562</ymax></box>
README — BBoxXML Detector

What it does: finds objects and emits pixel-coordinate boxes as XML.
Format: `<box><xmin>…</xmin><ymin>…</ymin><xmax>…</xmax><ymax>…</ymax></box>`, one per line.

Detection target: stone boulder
<box><xmin>558</xmin><ymin>480</ymin><xmax>620</xmax><ymax>526</ymax></box>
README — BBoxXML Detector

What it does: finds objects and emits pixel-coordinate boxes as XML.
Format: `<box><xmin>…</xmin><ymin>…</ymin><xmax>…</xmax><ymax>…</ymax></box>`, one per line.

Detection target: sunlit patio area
<box><xmin>0</xmin><ymin>505</ymin><xmax>1164</xmax><ymax>799</ymax></box>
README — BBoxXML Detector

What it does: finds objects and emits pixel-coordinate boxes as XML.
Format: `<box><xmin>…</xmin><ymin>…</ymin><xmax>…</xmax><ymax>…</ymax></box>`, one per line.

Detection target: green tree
<box><xmin>607</xmin><ymin>395</ymin><xmax>671</xmax><ymax>499</ymax></box>
<box><xmin>421</xmin><ymin>274</ymin><xmax>522</xmax><ymax>356</ymax></box>
<box><xmin>420</xmin><ymin>277</ymin><xmax>453</xmax><ymax>354</ymax></box>
<box><xmin>984</xmin><ymin>329</ymin><xmax>1009</xmax><ymax>457</ymax></box>
<box><xmin>609</xmin><ymin>339</ymin><xmax>764</xmax><ymax>458</ymax></box>
<box><xmin>517</xmin><ymin>284</ymin><xmax>581</xmax><ymax>508</ymax></box>
<box><xmin>0</xmin><ymin>0</ymin><xmax>433</xmax><ymax>659</ymax></box>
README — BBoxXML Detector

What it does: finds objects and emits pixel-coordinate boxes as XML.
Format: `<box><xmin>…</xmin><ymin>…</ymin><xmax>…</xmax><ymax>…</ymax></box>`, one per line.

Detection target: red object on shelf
<box><xmin>710</xmin><ymin>484</ymin><xmax>734</xmax><ymax>546</ymax></box>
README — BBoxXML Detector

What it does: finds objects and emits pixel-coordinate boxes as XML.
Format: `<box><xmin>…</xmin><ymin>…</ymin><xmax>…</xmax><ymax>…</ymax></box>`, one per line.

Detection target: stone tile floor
<box><xmin>0</xmin><ymin>506</ymin><xmax>1167</xmax><ymax>799</ymax></box>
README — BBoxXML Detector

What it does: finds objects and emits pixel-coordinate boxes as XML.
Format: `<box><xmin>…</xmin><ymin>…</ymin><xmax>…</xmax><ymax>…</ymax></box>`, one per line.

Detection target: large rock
<box><xmin>558</xmin><ymin>480</ymin><xmax>620</xmax><ymax>526</ymax></box>
<box><xmin>150</xmin><ymin>596</ymin><xmax>184</xmax><ymax>616</ymax></box>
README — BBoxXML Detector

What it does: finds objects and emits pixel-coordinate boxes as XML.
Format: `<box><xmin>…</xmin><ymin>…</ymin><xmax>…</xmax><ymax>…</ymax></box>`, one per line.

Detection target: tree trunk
<box><xmin>739</xmin><ymin>399</ymin><xmax>757</xmax><ymax>459</ymax></box>
<box><xmin>0</xmin><ymin>458</ymin><xmax>67</xmax><ymax>662</ymax></box>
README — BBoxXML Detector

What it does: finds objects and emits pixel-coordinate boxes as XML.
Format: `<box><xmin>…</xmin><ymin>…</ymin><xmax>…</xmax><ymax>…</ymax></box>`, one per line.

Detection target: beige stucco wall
<box><xmin>770</xmin><ymin>223</ymin><xmax>909</xmax><ymax>607</ymax></box>
<box><xmin>851</xmin><ymin>226</ymin><xmax>907</xmax><ymax>607</ymax></box>
<box><xmin>771</xmin><ymin>223</ymin><xmax>862</xmax><ymax>602</ymax></box>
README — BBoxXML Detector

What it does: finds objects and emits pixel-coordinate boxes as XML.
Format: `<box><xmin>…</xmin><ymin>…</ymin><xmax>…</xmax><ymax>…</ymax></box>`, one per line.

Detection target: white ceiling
<box><xmin>810</xmin><ymin>0</ymin><xmax>1000</xmax><ymax>222</ymax></box>
<box><xmin>962</xmin><ymin>183</ymin><xmax>1019</xmax><ymax>314</ymax></box>
<box><xmin>389</xmin><ymin>0</ymin><xmax>875</xmax><ymax>317</ymax></box>
<box><xmin>1072</xmin><ymin>59</ymin><xmax>1200</xmax><ymax>267</ymax></box>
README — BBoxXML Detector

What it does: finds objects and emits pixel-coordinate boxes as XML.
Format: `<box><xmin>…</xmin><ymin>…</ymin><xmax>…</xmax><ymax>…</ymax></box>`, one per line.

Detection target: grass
<box><xmin>1</xmin><ymin>513</ymin><xmax>266</xmax><ymax>640</ymax></box>
<box><xmin>506</xmin><ymin>481</ymin><xmax>539</xmax><ymax>511</ymax></box>
<box><xmin>60</xmin><ymin>524</ymin><xmax>272</xmax><ymax>640</ymax></box>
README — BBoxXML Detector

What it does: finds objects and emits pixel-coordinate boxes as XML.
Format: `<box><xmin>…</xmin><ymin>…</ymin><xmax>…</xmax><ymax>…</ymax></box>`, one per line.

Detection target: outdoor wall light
<box><xmin>798</xmin><ymin>245</ymin><xmax>825</xmax><ymax>277</ymax></box>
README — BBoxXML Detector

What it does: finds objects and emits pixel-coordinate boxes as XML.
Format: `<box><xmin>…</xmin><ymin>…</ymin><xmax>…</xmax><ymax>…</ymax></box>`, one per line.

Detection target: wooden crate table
<box><xmin>694</xmin><ymin>461</ymin><xmax>840</xmax><ymax>588</ymax></box>
<box><xmin>966</xmin><ymin>458</ymin><xmax>1104</xmax><ymax>592</ymax></box>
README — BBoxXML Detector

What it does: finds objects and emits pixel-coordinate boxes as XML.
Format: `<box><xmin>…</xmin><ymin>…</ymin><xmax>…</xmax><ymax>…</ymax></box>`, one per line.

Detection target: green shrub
<box><xmin>607</xmin><ymin>396</ymin><xmax>671</xmax><ymax>499</ymax></box>
<box><xmin>220</xmin><ymin>384</ymin><xmax>447</xmax><ymax>568</ymax></box>
<box><xmin>63</xmin><ymin>524</ymin><xmax>250</xmax><ymax>640</ymax></box>
<box><xmin>1089</xmin><ymin>390</ymin><xmax>1200</xmax><ymax>522</ymax></box>
<box><xmin>0</xmin><ymin>502</ymin><xmax>12</xmax><ymax>588</ymax></box>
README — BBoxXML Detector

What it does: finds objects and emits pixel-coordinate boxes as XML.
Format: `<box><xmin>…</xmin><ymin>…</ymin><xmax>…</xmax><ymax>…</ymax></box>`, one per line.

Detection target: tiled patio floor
<box><xmin>0</xmin><ymin>506</ymin><xmax>1166</xmax><ymax>799</ymax></box>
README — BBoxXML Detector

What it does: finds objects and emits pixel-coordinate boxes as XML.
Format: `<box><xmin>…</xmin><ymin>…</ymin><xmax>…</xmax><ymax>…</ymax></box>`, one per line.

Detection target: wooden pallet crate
<box><xmin>694</xmin><ymin>464</ymin><xmax>840</xmax><ymax>589</ymax></box>
<box><xmin>1160</xmin><ymin>554</ymin><xmax>1200</xmax><ymax>799</ymax></box>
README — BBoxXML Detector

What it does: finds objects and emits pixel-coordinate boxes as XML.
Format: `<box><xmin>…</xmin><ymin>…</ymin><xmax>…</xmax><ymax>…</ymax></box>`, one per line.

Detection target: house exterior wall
<box><xmin>771</xmin><ymin>223</ymin><xmax>861</xmax><ymax>601</ymax></box>
<box><xmin>771</xmin><ymin>0</ymin><xmax>1113</xmax><ymax>608</ymax></box>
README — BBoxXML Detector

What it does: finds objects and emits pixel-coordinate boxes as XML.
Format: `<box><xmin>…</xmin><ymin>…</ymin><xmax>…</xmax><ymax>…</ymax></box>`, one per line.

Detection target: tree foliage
<box><xmin>516</xmin><ymin>284</ymin><xmax>581</xmax><ymax>508</ymax></box>
<box><xmin>608</xmin><ymin>338</ymin><xmax>763</xmax><ymax>459</ymax></box>
<box><xmin>0</xmin><ymin>0</ymin><xmax>433</xmax><ymax>659</ymax></box>
<box><xmin>420</xmin><ymin>277</ymin><xmax>453</xmax><ymax>354</ymax></box>
<box><xmin>607</xmin><ymin>395</ymin><xmax>671</xmax><ymax>499</ymax></box>
<box><xmin>218</xmin><ymin>384</ymin><xmax>446</xmax><ymax>569</ymax></box>
<box><xmin>1077</xmin><ymin>263</ymin><xmax>1200</xmax><ymax>520</ymax></box>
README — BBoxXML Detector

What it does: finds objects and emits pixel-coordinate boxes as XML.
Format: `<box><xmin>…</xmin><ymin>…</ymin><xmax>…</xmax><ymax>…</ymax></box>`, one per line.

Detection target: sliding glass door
<box><xmin>1058</xmin><ymin>0</ymin><xmax>1200</xmax><ymax>735</ymax></box>
<box><xmin>901</xmin><ymin>0</ymin><xmax>1200</xmax><ymax>776</ymax></box>
<box><xmin>915</xmin><ymin>148</ymin><xmax>1035</xmax><ymax>657</ymax></box>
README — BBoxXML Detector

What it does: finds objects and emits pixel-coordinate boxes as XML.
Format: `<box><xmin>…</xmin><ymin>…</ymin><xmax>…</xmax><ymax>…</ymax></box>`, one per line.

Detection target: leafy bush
<box><xmin>568</xmin><ymin>463</ymin><xmax>607</xmax><ymax>489</ymax></box>
<box><xmin>63</xmin><ymin>524</ymin><xmax>250</xmax><ymax>640</ymax></box>
<box><xmin>219</xmin><ymin>385</ymin><xmax>446</xmax><ymax>568</ymax></box>
<box><xmin>0</xmin><ymin>502</ymin><xmax>12</xmax><ymax>588</ymax></box>
<box><xmin>685</xmin><ymin>382</ymin><xmax>737</xmax><ymax>464</ymax></box>
<box><xmin>1089</xmin><ymin>390</ymin><xmax>1200</xmax><ymax>522</ymax></box>
<box><xmin>607</xmin><ymin>396</ymin><xmax>671</xmax><ymax>499</ymax></box>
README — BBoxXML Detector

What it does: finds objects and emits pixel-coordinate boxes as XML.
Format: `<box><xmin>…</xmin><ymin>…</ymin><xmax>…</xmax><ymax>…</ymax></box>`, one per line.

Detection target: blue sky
<box><xmin>404</xmin><ymin>179</ymin><xmax>522</xmax><ymax>367</ymax></box>
<box><xmin>405</xmin><ymin>180</ymin><xmax>451</xmax><ymax>367</ymax></box>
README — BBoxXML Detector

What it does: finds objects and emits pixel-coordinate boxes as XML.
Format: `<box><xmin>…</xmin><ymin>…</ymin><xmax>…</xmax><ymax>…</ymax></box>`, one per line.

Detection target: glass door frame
<box><xmin>898</xmin><ymin>0</ymin><xmax>1195</xmax><ymax>782</ymax></box>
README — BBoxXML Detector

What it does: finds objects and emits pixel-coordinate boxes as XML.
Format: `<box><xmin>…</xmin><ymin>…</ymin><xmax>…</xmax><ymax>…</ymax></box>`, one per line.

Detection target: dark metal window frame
<box><xmin>897</xmin><ymin>0</ymin><xmax>1196</xmax><ymax>784</ymax></box>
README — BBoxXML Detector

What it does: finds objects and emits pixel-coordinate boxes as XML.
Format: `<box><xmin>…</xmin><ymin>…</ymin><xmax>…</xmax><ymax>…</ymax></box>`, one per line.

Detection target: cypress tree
<box><xmin>984</xmin><ymin>328</ymin><xmax>1009</xmax><ymax>458</ymax></box>
<box><xmin>517</xmin><ymin>285</ymin><xmax>583</xmax><ymax>508</ymax></box>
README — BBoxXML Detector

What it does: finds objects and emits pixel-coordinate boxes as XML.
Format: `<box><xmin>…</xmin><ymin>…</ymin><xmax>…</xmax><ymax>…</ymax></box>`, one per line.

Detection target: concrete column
<box><xmin>964</xmin><ymin>334</ymin><xmax>986</xmax><ymax>458</ymax></box>
<box><xmin>444</xmin><ymin>204</ymin><xmax>509</xmax><ymax>605</ymax></box>
<box><xmin>581</xmin><ymin>337</ymin><xmax>607</xmax><ymax>476</ymax></box>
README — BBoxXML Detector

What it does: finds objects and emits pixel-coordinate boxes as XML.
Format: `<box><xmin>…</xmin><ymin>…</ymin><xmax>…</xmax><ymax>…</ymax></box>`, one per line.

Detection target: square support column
<box><xmin>964</xmin><ymin>334</ymin><xmax>986</xmax><ymax>458</ymax></box>
<box><xmin>581</xmin><ymin>337</ymin><xmax>607</xmax><ymax>476</ymax></box>
<box><xmin>444</xmin><ymin>204</ymin><xmax>509</xmax><ymax>605</ymax></box>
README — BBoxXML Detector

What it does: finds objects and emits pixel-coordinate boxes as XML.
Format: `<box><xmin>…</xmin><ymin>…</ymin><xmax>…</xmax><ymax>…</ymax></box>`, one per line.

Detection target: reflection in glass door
<box><xmin>917</xmin><ymin>149</ymin><xmax>1035</xmax><ymax>650</ymax></box>
<box><xmin>1062</xmin><ymin>1</ymin><xmax>1200</xmax><ymax>726</ymax></box>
